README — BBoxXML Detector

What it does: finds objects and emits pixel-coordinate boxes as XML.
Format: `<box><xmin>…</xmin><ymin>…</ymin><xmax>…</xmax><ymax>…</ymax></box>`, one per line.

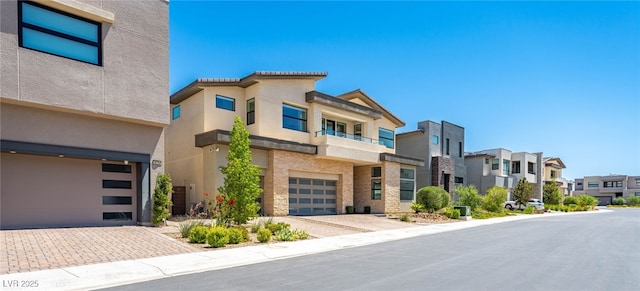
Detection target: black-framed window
<box><xmin>603</xmin><ymin>181</ymin><xmax>622</xmax><ymax>188</ymax></box>
<box><xmin>216</xmin><ymin>95</ymin><xmax>235</xmax><ymax>111</ymax></box>
<box><xmin>528</xmin><ymin>162</ymin><xmax>535</xmax><ymax>174</ymax></box>
<box><xmin>18</xmin><ymin>1</ymin><xmax>102</xmax><ymax>65</ymax></box>
<box><xmin>445</xmin><ymin>138</ymin><xmax>450</xmax><ymax>155</ymax></box>
<box><xmin>458</xmin><ymin>142</ymin><xmax>463</xmax><ymax>157</ymax></box>
<box><xmin>400</xmin><ymin>168</ymin><xmax>415</xmax><ymax>201</ymax></box>
<box><xmin>172</xmin><ymin>105</ymin><xmax>181</xmax><ymax>120</ymax></box>
<box><xmin>246</xmin><ymin>98</ymin><xmax>255</xmax><ymax>125</ymax></box>
<box><xmin>512</xmin><ymin>161</ymin><xmax>521</xmax><ymax>174</ymax></box>
<box><xmin>378</xmin><ymin>128</ymin><xmax>394</xmax><ymax>149</ymax></box>
<box><xmin>282</xmin><ymin>104</ymin><xmax>307</xmax><ymax>132</ymax></box>
<box><xmin>433</xmin><ymin>135</ymin><xmax>439</xmax><ymax>145</ymax></box>
<box><xmin>371</xmin><ymin>167</ymin><xmax>382</xmax><ymax>177</ymax></box>
<box><xmin>492</xmin><ymin>159</ymin><xmax>499</xmax><ymax>170</ymax></box>
<box><xmin>371</xmin><ymin>179</ymin><xmax>382</xmax><ymax>200</ymax></box>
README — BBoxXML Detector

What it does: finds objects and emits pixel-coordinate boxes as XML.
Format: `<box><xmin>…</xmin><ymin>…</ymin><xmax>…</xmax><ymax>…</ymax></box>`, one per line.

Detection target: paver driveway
<box><xmin>0</xmin><ymin>226</ymin><xmax>199</xmax><ymax>274</ymax></box>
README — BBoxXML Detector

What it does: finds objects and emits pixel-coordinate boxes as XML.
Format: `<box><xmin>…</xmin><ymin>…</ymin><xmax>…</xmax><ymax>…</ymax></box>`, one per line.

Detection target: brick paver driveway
<box><xmin>0</xmin><ymin>226</ymin><xmax>199</xmax><ymax>274</ymax></box>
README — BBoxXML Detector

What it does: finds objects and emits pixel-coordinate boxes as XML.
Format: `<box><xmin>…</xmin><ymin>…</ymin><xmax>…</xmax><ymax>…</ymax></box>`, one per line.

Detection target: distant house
<box><xmin>464</xmin><ymin>148</ymin><xmax>544</xmax><ymax>200</ymax></box>
<box><xmin>166</xmin><ymin>72</ymin><xmax>423</xmax><ymax>215</ymax></box>
<box><xmin>574</xmin><ymin>175</ymin><xmax>640</xmax><ymax>205</ymax></box>
<box><xmin>1</xmin><ymin>0</ymin><xmax>169</xmax><ymax>228</ymax></box>
<box><xmin>396</xmin><ymin>120</ymin><xmax>466</xmax><ymax>196</ymax></box>
<box><xmin>542</xmin><ymin>157</ymin><xmax>572</xmax><ymax>195</ymax></box>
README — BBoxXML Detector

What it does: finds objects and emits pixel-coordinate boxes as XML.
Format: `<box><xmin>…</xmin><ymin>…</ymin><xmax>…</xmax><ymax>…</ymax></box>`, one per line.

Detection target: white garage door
<box><xmin>288</xmin><ymin>177</ymin><xmax>337</xmax><ymax>215</ymax></box>
<box><xmin>0</xmin><ymin>153</ymin><xmax>136</xmax><ymax>228</ymax></box>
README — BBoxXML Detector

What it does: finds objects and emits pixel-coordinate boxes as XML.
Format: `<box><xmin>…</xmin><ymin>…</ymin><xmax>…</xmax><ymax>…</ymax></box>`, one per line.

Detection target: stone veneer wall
<box><xmin>431</xmin><ymin>156</ymin><xmax>455</xmax><ymax>195</ymax></box>
<box><xmin>354</xmin><ymin>166</ymin><xmax>384</xmax><ymax>213</ymax></box>
<box><xmin>383</xmin><ymin>161</ymin><xmax>401</xmax><ymax>213</ymax></box>
<box><xmin>264</xmin><ymin>150</ymin><xmax>353</xmax><ymax>216</ymax></box>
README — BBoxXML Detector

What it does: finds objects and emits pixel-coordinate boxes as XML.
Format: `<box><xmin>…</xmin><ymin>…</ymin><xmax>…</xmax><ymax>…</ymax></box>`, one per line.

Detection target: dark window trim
<box><xmin>102</xmin><ymin>163</ymin><xmax>132</xmax><ymax>173</ymax></box>
<box><xmin>282</xmin><ymin>103</ymin><xmax>308</xmax><ymax>132</ymax></box>
<box><xmin>378</xmin><ymin>127</ymin><xmax>395</xmax><ymax>149</ymax></box>
<box><xmin>18</xmin><ymin>1</ymin><xmax>102</xmax><ymax>66</ymax></box>
<box><xmin>371</xmin><ymin>179</ymin><xmax>382</xmax><ymax>200</ymax></box>
<box><xmin>458</xmin><ymin>141</ymin><xmax>463</xmax><ymax>157</ymax></box>
<box><xmin>102</xmin><ymin>196</ymin><xmax>133</xmax><ymax>205</ymax></box>
<box><xmin>216</xmin><ymin>95</ymin><xmax>235</xmax><ymax>111</ymax></box>
<box><xmin>246</xmin><ymin>98</ymin><xmax>255</xmax><ymax>125</ymax></box>
<box><xmin>445</xmin><ymin>138</ymin><xmax>450</xmax><ymax>155</ymax></box>
<box><xmin>103</xmin><ymin>179</ymin><xmax>132</xmax><ymax>189</ymax></box>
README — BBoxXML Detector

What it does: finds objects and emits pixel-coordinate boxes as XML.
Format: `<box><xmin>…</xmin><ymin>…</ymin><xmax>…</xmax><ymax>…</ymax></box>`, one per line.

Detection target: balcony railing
<box><xmin>315</xmin><ymin>130</ymin><xmax>380</xmax><ymax>145</ymax></box>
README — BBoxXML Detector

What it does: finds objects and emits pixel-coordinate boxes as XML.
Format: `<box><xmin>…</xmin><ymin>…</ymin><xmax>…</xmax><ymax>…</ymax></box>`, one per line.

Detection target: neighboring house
<box><xmin>573</xmin><ymin>175</ymin><xmax>640</xmax><ymax>206</ymax></box>
<box><xmin>464</xmin><ymin>148</ymin><xmax>544</xmax><ymax>200</ymax></box>
<box><xmin>542</xmin><ymin>157</ymin><xmax>572</xmax><ymax>195</ymax></box>
<box><xmin>0</xmin><ymin>0</ymin><xmax>169</xmax><ymax>229</ymax></box>
<box><xmin>396</xmin><ymin>120</ymin><xmax>466</xmax><ymax>196</ymax></box>
<box><xmin>166</xmin><ymin>71</ymin><xmax>424</xmax><ymax>216</ymax></box>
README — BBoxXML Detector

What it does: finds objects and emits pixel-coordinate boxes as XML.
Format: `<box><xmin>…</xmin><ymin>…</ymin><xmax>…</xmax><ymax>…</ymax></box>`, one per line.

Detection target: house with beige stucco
<box><xmin>166</xmin><ymin>71</ymin><xmax>424</xmax><ymax>216</ymax></box>
<box><xmin>542</xmin><ymin>157</ymin><xmax>572</xmax><ymax>195</ymax></box>
<box><xmin>1</xmin><ymin>0</ymin><xmax>169</xmax><ymax>229</ymax></box>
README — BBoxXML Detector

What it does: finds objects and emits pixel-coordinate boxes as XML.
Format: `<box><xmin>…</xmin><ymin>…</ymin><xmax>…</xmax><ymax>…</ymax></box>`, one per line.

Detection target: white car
<box><xmin>504</xmin><ymin>198</ymin><xmax>545</xmax><ymax>211</ymax></box>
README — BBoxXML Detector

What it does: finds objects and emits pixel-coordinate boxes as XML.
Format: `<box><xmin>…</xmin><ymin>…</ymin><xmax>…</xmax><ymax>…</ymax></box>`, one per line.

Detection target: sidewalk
<box><xmin>0</xmin><ymin>210</ymin><xmax>609</xmax><ymax>290</ymax></box>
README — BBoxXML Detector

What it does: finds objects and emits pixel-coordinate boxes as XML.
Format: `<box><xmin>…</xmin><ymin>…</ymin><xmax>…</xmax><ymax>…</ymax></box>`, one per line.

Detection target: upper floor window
<box><xmin>587</xmin><ymin>182</ymin><xmax>599</xmax><ymax>188</ymax></box>
<box><xmin>603</xmin><ymin>181</ymin><xmax>622</xmax><ymax>188</ymax></box>
<box><xmin>502</xmin><ymin>159</ymin><xmax>510</xmax><ymax>175</ymax></box>
<box><xmin>433</xmin><ymin>135</ymin><xmax>439</xmax><ymax>145</ymax></box>
<box><xmin>282</xmin><ymin>104</ymin><xmax>307</xmax><ymax>132</ymax></box>
<box><xmin>371</xmin><ymin>167</ymin><xmax>382</xmax><ymax>178</ymax></box>
<box><xmin>491</xmin><ymin>159</ymin><xmax>499</xmax><ymax>170</ymax></box>
<box><xmin>400</xmin><ymin>168</ymin><xmax>415</xmax><ymax>201</ymax></box>
<box><xmin>379</xmin><ymin>128</ymin><xmax>394</xmax><ymax>149</ymax></box>
<box><xmin>550</xmin><ymin>170</ymin><xmax>557</xmax><ymax>179</ymax></box>
<box><xmin>445</xmin><ymin>138</ymin><xmax>450</xmax><ymax>155</ymax></box>
<box><xmin>458</xmin><ymin>142</ymin><xmax>462</xmax><ymax>157</ymax></box>
<box><xmin>19</xmin><ymin>1</ymin><xmax>102</xmax><ymax>65</ymax></box>
<box><xmin>216</xmin><ymin>95</ymin><xmax>235</xmax><ymax>111</ymax></box>
<box><xmin>636</xmin><ymin>179</ymin><xmax>640</xmax><ymax>187</ymax></box>
<box><xmin>527</xmin><ymin>162</ymin><xmax>535</xmax><ymax>174</ymax></box>
<box><xmin>512</xmin><ymin>161</ymin><xmax>521</xmax><ymax>174</ymax></box>
<box><xmin>172</xmin><ymin>105</ymin><xmax>180</xmax><ymax>120</ymax></box>
<box><xmin>246</xmin><ymin>98</ymin><xmax>255</xmax><ymax>125</ymax></box>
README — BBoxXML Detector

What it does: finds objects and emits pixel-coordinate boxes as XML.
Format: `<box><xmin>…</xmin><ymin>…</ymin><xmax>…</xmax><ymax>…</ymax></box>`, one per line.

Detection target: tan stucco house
<box><xmin>0</xmin><ymin>0</ymin><xmax>168</xmax><ymax>229</ymax></box>
<box><xmin>166</xmin><ymin>71</ymin><xmax>423</xmax><ymax>216</ymax></box>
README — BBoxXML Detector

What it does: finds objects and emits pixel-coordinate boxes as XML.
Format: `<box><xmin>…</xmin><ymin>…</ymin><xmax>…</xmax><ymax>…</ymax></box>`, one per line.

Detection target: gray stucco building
<box><xmin>1</xmin><ymin>0</ymin><xmax>169</xmax><ymax>228</ymax></box>
<box><xmin>574</xmin><ymin>175</ymin><xmax>640</xmax><ymax>206</ymax></box>
<box><xmin>396</xmin><ymin>120</ymin><xmax>466</xmax><ymax>196</ymax></box>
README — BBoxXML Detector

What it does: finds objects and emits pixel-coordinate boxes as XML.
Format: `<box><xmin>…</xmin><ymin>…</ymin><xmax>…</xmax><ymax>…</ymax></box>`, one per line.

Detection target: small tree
<box><xmin>543</xmin><ymin>179</ymin><xmax>563</xmax><ymax>205</ymax></box>
<box><xmin>483</xmin><ymin>186</ymin><xmax>508</xmax><ymax>212</ymax></box>
<box><xmin>512</xmin><ymin>177</ymin><xmax>533</xmax><ymax>207</ymax></box>
<box><xmin>455</xmin><ymin>185</ymin><xmax>482</xmax><ymax>211</ymax></box>
<box><xmin>416</xmin><ymin>186</ymin><xmax>449</xmax><ymax>213</ymax></box>
<box><xmin>152</xmin><ymin>173</ymin><xmax>173</xmax><ymax>225</ymax></box>
<box><xmin>218</xmin><ymin>116</ymin><xmax>263</xmax><ymax>225</ymax></box>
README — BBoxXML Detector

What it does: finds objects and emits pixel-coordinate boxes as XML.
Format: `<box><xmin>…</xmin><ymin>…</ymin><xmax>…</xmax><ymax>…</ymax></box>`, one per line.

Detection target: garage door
<box><xmin>288</xmin><ymin>178</ymin><xmax>337</xmax><ymax>215</ymax></box>
<box><xmin>595</xmin><ymin>196</ymin><xmax>612</xmax><ymax>206</ymax></box>
<box><xmin>0</xmin><ymin>153</ymin><xmax>136</xmax><ymax>228</ymax></box>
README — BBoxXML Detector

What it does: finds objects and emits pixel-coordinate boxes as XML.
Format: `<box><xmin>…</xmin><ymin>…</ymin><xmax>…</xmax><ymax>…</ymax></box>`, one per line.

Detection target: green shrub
<box><xmin>444</xmin><ymin>207</ymin><xmax>460</xmax><ymax>219</ymax></box>
<box><xmin>612</xmin><ymin>197</ymin><xmax>626</xmax><ymax>206</ymax></box>
<box><xmin>410</xmin><ymin>202</ymin><xmax>426</xmax><ymax>214</ymax></box>
<box><xmin>482</xmin><ymin>186</ymin><xmax>508</xmax><ymax>213</ymax></box>
<box><xmin>257</xmin><ymin>228</ymin><xmax>272</xmax><ymax>243</ymax></box>
<box><xmin>523</xmin><ymin>206</ymin><xmax>535</xmax><ymax>214</ymax></box>
<box><xmin>577</xmin><ymin>195</ymin><xmax>598</xmax><ymax>209</ymax></box>
<box><xmin>417</xmin><ymin>186</ymin><xmax>449</xmax><ymax>212</ymax></box>
<box><xmin>250</xmin><ymin>221</ymin><xmax>262</xmax><ymax>233</ymax></box>
<box><xmin>178</xmin><ymin>220</ymin><xmax>203</xmax><ymax>238</ymax></box>
<box><xmin>188</xmin><ymin>225</ymin><xmax>209</xmax><ymax>243</ymax></box>
<box><xmin>399</xmin><ymin>213</ymin><xmax>411</xmax><ymax>222</ymax></box>
<box><xmin>627</xmin><ymin>196</ymin><xmax>640</xmax><ymax>206</ymax></box>
<box><xmin>291</xmin><ymin>229</ymin><xmax>309</xmax><ymax>240</ymax></box>
<box><xmin>152</xmin><ymin>173</ymin><xmax>173</xmax><ymax>225</ymax></box>
<box><xmin>455</xmin><ymin>185</ymin><xmax>482</xmax><ymax>211</ymax></box>
<box><xmin>562</xmin><ymin>196</ymin><xmax>578</xmax><ymax>205</ymax></box>
<box><xmin>233</xmin><ymin>226</ymin><xmax>251</xmax><ymax>242</ymax></box>
<box><xmin>227</xmin><ymin>227</ymin><xmax>243</xmax><ymax>244</ymax></box>
<box><xmin>266</xmin><ymin>222</ymin><xmax>290</xmax><ymax>234</ymax></box>
<box><xmin>206</xmin><ymin>226</ymin><xmax>229</xmax><ymax>248</ymax></box>
<box><xmin>275</xmin><ymin>228</ymin><xmax>294</xmax><ymax>241</ymax></box>
<box><xmin>471</xmin><ymin>209</ymin><xmax>509</xmax><ymax>219</ymax></box>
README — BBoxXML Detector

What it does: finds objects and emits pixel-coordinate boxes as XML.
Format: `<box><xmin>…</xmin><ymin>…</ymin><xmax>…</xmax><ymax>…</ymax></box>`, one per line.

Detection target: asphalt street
<box><xmin>104</xmin><ymin>209</ymin><xmax>639</xmax><ymax>291</ymax></box>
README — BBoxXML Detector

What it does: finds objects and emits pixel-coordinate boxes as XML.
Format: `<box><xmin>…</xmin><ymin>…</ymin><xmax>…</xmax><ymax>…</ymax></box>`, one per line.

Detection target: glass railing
<box><xmin>315</xmin><ymin>130</ymin><xmax>379</xmax><ymax>145</ymax></box>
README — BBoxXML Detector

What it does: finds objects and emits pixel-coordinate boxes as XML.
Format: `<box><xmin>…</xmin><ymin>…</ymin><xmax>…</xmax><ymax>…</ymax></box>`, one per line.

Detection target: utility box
<box><xmin>454</xmin><ymin>206</ymin><xmax>471</xmax><ymax>216</ymax></box>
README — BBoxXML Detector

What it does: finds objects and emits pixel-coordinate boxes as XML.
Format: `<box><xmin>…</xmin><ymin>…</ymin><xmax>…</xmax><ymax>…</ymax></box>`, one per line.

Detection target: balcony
<box><xmin>312</xmin><ymin>130</ymin><xmax>390</xmax><ymax>164</ymax></box>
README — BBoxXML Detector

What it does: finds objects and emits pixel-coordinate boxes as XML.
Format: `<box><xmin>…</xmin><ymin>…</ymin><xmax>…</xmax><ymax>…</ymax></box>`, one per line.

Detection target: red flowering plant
<box><xmin>212</xmin><ymin>193</ymin><xmax>234</xmax><ymax>227</ymax></box>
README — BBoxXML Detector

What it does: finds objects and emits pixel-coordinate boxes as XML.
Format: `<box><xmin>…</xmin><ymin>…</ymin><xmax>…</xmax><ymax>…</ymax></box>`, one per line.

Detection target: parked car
<box><xmin>503</xmin><ymin>198</ymin><xmax>545</xmax><ymax>210</ymax></box>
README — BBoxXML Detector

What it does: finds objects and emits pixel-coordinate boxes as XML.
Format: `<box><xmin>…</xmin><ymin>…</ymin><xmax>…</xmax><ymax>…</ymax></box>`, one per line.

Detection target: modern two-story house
<box><xmin>542</xmin><ymin>157</ymin><xmax>572</xmax><ymax>195</ymax></box>
<box><xmin>574</xmin><ymin>175</ymin><xmax>640</xmax><ymax>205</ymax></box>
<box><xmin>0</xmin><ymin>0</ymin><xmax>169</xmax><ymax>229</ymax></box>
<box><xmin>166</xmin><ymin>71</ymin><xmax>424</xmax><ymax>216</ymax></box>
<box><xmin>464</xmin><ymin>148</ymin><xmax>544</xmax><ymax>200</ymax></box>
<box><xmin>396</xmin><ymin>120</ymin><xmax>466</xmax><ymax>197</ymax></box>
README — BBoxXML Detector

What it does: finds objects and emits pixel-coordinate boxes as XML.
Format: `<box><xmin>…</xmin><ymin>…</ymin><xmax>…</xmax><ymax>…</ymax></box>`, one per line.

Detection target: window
<box><xmin>282</xmin><ymin>104</ymin><xmax>307</xmax><ymax>132</ymax></box>
<box><xmin>550</xmin><ymin>170</ymin><xmax>557</xmax><ymax>179</ymax></box>
<box><xmin>378</xmin><ymin>128</ymin><xmax>394</xmax><ymax>149</ymax></box>
<box><xmin>19</xmin><ymin>1</ymin><xmax>102</xmax><ymax>65</ymax></box>
<box><xmin>512</xmin><ymin>161</ymin><xmax>521</xmax><ymax>174</ymax></box>
<box><xmin>246</xmin><ymin>98</ymin><xmax>255</xmax><ymax>125</ymax></box>
<box><xmin>445</xmin><ymin>138</ymin><xmax>450</xmax><ymax>155</ymax></box>
<box><xmin>400</xmin><ymin>168</ymin><xmax>415</xmax><ymax>201</ymax></box>
<box><xmin>336</xmin><ymin>122</ymin><xmax>347</xmax><ymax>137</ymax></box>
<box><xmin>503</xmin><ymin>159</ymin><xmax>510</xmax><ymax>175</ymax></box>
<box><xmin>172</xmin><ymin>105</ymin><xmax>180</xmax><ymax>120</ymax></box>
<box><xmin>216</xmin><ymin>95</ymin><xmax>235</xmax><ymax>111</ymax></box>
<box><xmin>454</xmin><ymin>177</ymin><xmax>464</xmax><ymax>186</ymax></box>
<box><xmin>636</xmin><ymin>179</ymin><xmax>640</xmax><ymax>187</ymax></box>
<box><xmin>458</xmin><ymin>142</ymin><xmax>463</xmax><ymax>157</ymax></box>
<box><xmin>371</xmin><ymin>167</ymin><xmax>381</xmax><ymax>178</ymax></box>
<box><xmin>371</xmin><ymin>179</ymin><xmax>382</xmax><ymax>200</ymax></box>
<box><xmin>603</xmin><ymin>181</ymin><xmax>623</xmax><ymax>188</ymax></box>
<box><xmin>527</xmin><ymin>162</ymin><xmax>535</xmax><ymax>174</ymax></box>
<box><xmin>577</xmin><ymin>182</ymin><xmax>583</xmax><ymax>186</ymax></box>
<box><xmin>588</xmin><ymin>182</ymin><xmax>599</xmax><ymax>188</ymax></box>
<box><xmin>636</xmin><ymin>192</ymin><xmax>640</xmax><ymax>197</ymax></box>
<box><xmin>492</xmin><ymin>159</ymin><xmax>499</xmax><ymax>170</ymax></box>
<box><xmin>433</xmin><ymin>135</ymin><xmax>439</xmax><ymax>145</ymax></box>
<box><xmin>354</xmin><ymin>124</ymin><xmax>362</xmax><ymax>140</ymax></box>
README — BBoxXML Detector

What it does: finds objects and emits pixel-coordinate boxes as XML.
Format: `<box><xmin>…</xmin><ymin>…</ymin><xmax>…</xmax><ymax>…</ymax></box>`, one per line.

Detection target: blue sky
<box><xmin>170</xmin><ymin>1</ymin><xmax>640</xmax><ymax>180</ymax></box>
